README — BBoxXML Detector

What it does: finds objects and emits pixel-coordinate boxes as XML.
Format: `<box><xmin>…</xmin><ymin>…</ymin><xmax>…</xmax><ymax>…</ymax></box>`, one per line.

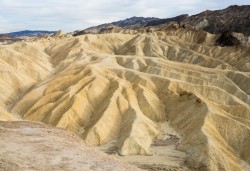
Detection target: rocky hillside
<box><xmin>112</xmin><ymin>16</ymin><xmax>159</xmax><ymax>28</ymax></box>
<box><xmin>74</xmin><ymin>5</ymin><xmax>250</xmax><ymax>36</ymax></box>
<box><xmin>184</xmin><ymin>5</ymin><xmax>250</xmax><ymax>36</ymax></box>
<box><xmin>73</xmin><ymin>17</ymin><xmax>160</xmax><ymax>36</ymax></box>
<box><xmin>145</xmin><ymin>14</ymin><xmax>189</xmax><ymax>27</ymax></box>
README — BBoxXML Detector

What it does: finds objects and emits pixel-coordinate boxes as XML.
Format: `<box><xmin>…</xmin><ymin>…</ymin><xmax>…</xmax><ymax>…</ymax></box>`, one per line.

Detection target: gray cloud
<box><xmin>0</xmin><ymin>0</ymin><xmax>248</xmax><ymax>33</ymax></box>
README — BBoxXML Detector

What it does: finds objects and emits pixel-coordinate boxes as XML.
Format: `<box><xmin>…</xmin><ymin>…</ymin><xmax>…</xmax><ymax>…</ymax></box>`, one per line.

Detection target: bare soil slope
<box><xmin>0</xmin><ymin>28</ymin><xmax>250</xmax><ymax>171</ymax></box>
<box><xmin>0</xmin><ymin>121</ymin><xmax>140</xmax><ymax>171</ymax></box>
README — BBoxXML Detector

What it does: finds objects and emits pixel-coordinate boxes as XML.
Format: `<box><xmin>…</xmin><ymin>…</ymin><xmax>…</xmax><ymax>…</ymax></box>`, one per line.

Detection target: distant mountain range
<box><xmin>112</xmin><ymin>16</ymin><xmax>160</xmax><ymax>28</ymax></box>
<box><xmin>6</xmin><ymin>30</ymin><xmax>56</xmax><ymax>37</ymax></box>
<box><xmin>0</xmin><ymin>30</ymin><xmax>56</xmax><ymax>44</ymax></box>
<box><xmin>145</xmin><ymin>14</ymin><xmax>189</xmax><ymax>27</ymax></box>
<box><xmin>75</xmin><ymin>5</ymin><xmax>250</xmax><ymax>36</ymax></box>
<box><xmin>74</xmin><ymin>17</ymin><xmax>161</xmax><ymax>35</ymax></box>
<box><xmin>2</xmin><ymin>5</ymin><xmax>250</xmax><ymax>39</ymax></box>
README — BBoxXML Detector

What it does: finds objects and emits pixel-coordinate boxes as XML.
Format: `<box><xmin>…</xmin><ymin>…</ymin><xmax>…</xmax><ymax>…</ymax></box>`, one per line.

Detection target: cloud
<box><xmin>0</xmin><ymin>0</ymin><xmax>248</xmax><ymax>33</ymax></box>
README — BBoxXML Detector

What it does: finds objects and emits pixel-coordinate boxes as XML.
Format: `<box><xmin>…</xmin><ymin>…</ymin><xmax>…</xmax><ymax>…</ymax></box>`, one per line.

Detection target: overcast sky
<box><xmin>0</xmin><ymin>0</ymin><xmax>249</xmax><ymax>33</ymax></box>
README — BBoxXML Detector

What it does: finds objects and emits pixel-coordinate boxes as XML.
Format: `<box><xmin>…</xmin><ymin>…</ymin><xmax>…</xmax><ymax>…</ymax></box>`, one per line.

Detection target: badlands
<box><xmin>0</xmin><ymin>27</ymin><xmax>250</xmax><ymax>171</ymax></box>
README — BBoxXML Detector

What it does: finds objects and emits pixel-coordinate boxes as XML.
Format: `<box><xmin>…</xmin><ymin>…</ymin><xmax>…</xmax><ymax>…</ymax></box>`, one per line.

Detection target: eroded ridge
<box><xmin>0</xmin><ymin>30</ymin><xmax>249</xmax><ymax>171</ymax></box>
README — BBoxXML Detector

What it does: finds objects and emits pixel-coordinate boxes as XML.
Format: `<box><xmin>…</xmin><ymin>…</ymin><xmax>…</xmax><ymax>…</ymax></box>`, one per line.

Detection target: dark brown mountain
<box><xmin>184</xmin><ymin>5</ymin><xmax>250</xmax><ymax>36</ymax></box>
<box><xmin>112</xmin><ymin>16</ymin><xmax>159</xmax><ymax>28</ymax></box>
<box><xmin>74</xmin><ymin>5</ymin><xmax>250</xmax><ymax>37</ymax></box>
<box><xmin>145</xmin><ymin>14</ymin><xmax>189</xmax><ymax>27</ymax></box>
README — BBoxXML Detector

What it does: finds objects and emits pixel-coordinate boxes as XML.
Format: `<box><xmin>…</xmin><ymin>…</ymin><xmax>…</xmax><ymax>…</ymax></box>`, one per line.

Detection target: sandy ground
<box><xmin>99</xmin><ymin>142</ymin><xmax>190</xmax><ymax>171</ymax></box>
<box><xmin>98</xmin><ymin>123</ymin><xmax>190</xmax><ymax>171</ymax></box>
<box><xmin>0</xmin><ymin>121</ymin><xmax>141</xmax><ymax>171</ymax></box>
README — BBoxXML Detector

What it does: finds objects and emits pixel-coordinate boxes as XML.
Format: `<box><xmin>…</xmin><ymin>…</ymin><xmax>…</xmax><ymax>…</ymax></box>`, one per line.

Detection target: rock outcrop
<box><xmin>184</xmin><ymin>5</ymin><xmax>250</xmax><ymax>36</ymax></box>
<box><xmin>215</xmin><ymin>31</ymin><xmax>241</xmax><ymax>46</ymax></box>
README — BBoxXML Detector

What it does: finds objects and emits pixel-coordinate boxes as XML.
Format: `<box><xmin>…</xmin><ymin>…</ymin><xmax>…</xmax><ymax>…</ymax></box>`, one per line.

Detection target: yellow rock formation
<box><xmin>0</xmin><ymin>29</ymin><xmax>249</xmax><ymax>170</ymax></box>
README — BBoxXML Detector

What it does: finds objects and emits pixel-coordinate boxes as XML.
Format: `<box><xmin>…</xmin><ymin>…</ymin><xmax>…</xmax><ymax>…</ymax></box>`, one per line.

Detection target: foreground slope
<box><xmin>0</xmin><ymin>121</ymin><xmax>140</xmax><ymax>171</ymax></box>
<box><xmin>0</xmin><ymin>28</ymin><xmax>250</xmax><ymax>171</ymax></box>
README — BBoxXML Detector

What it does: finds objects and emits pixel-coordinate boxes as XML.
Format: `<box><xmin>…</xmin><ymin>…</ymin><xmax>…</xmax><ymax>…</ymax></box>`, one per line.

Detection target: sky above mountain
<box><xmin>0</xmin><ymin>0</ymin><xmax>249</xmax><ymax>33</ymax></box>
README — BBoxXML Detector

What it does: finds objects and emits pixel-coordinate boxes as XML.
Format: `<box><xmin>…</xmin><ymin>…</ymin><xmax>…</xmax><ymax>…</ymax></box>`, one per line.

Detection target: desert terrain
<box><xmin>0</xmin><ymin>26</ymin><xmax>249</xmax><ymax>171</ymax></box>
